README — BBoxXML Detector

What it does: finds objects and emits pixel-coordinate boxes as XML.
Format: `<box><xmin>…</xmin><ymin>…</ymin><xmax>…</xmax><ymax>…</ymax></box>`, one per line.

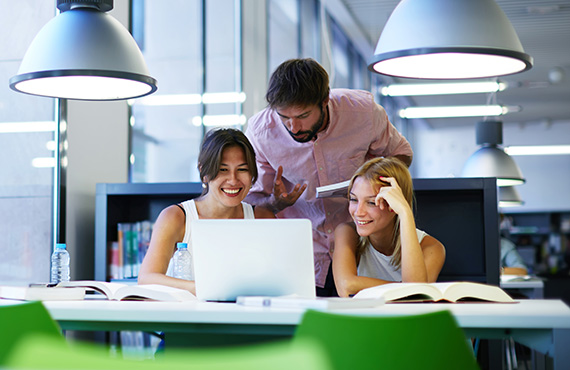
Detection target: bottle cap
<box><xmin>55</xmin><ymin>243</ymin><xmax>67</xmax><ymax>249</ymax></box>
<box><xmin>176</xmin><ymin>242</ymin><xmax>188</xmax><ymax>249</ymax></box>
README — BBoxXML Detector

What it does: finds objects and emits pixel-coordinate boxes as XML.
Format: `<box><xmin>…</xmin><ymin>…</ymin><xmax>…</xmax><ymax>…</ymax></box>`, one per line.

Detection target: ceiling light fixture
<box><xmin>135</xmin><ymin>92</ymin><xmax>247</xmax><ymax>106</ymax></box>
<box><xmin>9</xmin><ymin>0</ymin><xmax>157</xmax><ymax>101</ymax></box>
<box><xmin>380</xmin><ymin>81</ymin><xmax>507</xmax><ymax>96</ymax></box>
<box><xmin>504</xmin><ymin>145</ymin><xmax>570</xmax><ymax>156</ymax></box>
<box><xmin>369</xmin><ymin>0</ymin><xmax>533</xmax><ymax>79</ymax></box>
<box><xmin>462</xmin><ymin>120</ymin><xmax>525</xmax><ymax>186</ymax></box>
<box><xmin>498</xmin><ymin>186</ymin><xmax>524</xmax><ymax>208</ymax></box>
<box><xmin>399</xmin><ymin>105</ymin><xmax>512</xmax><ymax>119</ymax></box>
<box><xmin>192</xmin><ymin>115</ymin><xmax>247</xmax><ymax>127</ymax></box>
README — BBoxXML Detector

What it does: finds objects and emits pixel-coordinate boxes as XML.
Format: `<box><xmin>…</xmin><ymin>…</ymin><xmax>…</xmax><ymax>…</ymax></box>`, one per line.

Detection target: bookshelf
<box><xmin>94</xmin><ymin>182</ymin><xmax>203</xmax><ymax>281</ymax></box>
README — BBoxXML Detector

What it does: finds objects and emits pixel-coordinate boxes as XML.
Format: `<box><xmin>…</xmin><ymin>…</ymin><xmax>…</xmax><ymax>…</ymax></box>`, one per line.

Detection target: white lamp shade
<box><xmin>499</xmin><ymin>186</ymin><xmax>524</xmax><ymax>207</ymax></box>
<box><xmin>462</xmin><ymin>146</ymin><xmax>525</xmax><ymax>186</ymax></box>
<box><xmin>10</xmin><ymin>7</ymin><xmax>157</xmax><ymax>100</ymax></box>
<box><xmin>369</xmin><ymin>0</ymin><xmax>533</xmax><ymax>79</ymax></box>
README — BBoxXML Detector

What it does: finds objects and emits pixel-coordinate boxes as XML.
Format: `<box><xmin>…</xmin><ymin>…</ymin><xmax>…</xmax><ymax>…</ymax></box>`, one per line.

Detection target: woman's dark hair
<box><xmin>198</xmin><ymin>128</ymin><xmax>258</xmax><ymax>194</ymax></box>
<box><xmin>266</xmin><ymin>58</ymin><xmax>330</xmax><ymax>109</ymax></box>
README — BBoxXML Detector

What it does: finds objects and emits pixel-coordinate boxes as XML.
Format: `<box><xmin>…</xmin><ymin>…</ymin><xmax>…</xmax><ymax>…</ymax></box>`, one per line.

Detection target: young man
<box><xmin>245</xmin><ymin>58</ymin><xmax>413</xmax><ymax>296</ymax></box>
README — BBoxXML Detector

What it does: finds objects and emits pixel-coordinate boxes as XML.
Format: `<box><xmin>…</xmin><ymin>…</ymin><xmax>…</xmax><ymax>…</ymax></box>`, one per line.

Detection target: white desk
<box><xmin>3</xmin><ymin>299</ymin><xmax>569</xmax><ymax>369</ymax></box>
<box><xmin>500</xmin><ymin>275</ymin><xmax>545</xmax><ymax>299</ymax></box>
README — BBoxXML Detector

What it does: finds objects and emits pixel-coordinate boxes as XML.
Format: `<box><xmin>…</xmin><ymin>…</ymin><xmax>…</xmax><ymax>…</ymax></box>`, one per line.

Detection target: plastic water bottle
<box><xmin>172</xmin><ymin>242</ymin><xmax>193</xmax><ymax>280</ymax></box>
<box><xmin>50</xmin><ymin>243</ymin><xmax>70</xmax><ymax>284</ymax></box>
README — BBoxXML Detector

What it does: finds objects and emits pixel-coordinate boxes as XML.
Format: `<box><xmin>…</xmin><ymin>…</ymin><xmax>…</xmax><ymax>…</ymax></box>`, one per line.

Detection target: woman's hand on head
<box><xmin>374</xmin><ymin>176</ymin><xmax>408</xmax><ymax>215</ymax></box>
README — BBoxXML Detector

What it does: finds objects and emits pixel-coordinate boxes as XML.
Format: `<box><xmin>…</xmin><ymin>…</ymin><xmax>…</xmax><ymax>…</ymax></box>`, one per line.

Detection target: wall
<box><xmin>411</xmin><ymin>118</ymin><xmax>570</xmax><ymax>212</ymax></box>
<box><xmin>242</xmin><ymin>0</ymin><xmax>268</xmax><ymax>120</ymax></box>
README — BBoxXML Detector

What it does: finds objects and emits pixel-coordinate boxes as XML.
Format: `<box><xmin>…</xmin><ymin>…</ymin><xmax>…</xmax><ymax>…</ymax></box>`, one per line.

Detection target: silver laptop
<box><xmin>191</xmin><ymin>218</ymin><xmax>316</xmax><ymax>301</ymax></box>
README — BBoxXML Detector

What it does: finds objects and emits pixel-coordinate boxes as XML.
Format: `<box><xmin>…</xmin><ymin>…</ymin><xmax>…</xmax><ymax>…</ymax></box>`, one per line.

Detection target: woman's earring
<box><xmin>202</xmin><ymin>183</ymin><xmax>207</xmax><ymax>189</ymax></box>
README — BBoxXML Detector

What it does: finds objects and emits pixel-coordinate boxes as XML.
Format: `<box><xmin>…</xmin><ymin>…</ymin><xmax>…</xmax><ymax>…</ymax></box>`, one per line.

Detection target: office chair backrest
<box><xmin>7</xmin><ymin>335</ymin><xmax>332</xmax><ymax>370</ymax></box>
<box><xmin>0</xmin><ymin>301</ymin><xmax>66</xmax><ymax>365</ymax></box>
<box><xmin>293</xmin><ymin>309</ymin><xmax>480</xmax><ymax>370</ymax></box>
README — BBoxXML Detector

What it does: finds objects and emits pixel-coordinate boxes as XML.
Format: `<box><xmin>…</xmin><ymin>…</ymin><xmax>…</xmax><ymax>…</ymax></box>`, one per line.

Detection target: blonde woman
<box><xmin>332</xmin><ymin>157</ymin><xmax>445</xmax><ymax>297</ymax></box>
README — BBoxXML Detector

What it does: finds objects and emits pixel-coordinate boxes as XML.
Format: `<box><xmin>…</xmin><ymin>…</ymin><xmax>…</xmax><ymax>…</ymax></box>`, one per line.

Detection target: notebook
<box><xmin>191</xmin><ymin>218</ymin><xmax>316</xmax><ymax>302</ymax></box>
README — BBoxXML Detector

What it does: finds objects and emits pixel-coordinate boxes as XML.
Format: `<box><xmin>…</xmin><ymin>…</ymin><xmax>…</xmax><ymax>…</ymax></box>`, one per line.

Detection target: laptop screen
<box><xmin>191</xmin><ymin>218</ymin><xmax>316</xmax><ymax>301</ymax></box>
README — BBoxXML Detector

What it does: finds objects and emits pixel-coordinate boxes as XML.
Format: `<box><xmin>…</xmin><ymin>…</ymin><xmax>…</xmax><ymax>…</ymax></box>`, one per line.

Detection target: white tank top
<box><xmin>357</xmin><ymin>229</ymin><xmax>428</xmax><ymax>282</ymax></box>
<box><xmin>166</xmin><ymin>199</ymin><xmax>255</xmax><ymax>277</ymax></box>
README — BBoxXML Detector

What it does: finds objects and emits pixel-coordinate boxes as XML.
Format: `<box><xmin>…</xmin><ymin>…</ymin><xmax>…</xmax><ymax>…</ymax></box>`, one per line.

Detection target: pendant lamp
<box><xmin>462</xmin><ymin>120</ymin><xmax>525</xmax><ymax>186</ymax></box>
<box><xmin>9</xmin><ymin>0</ymin><xmax>157</xmax><ymax>101</ymax></box>
<box><xmin>499</xmin><ymin>186</ymin><xmax>524</xmax><ymax>208</ymax></box>
<box><xmin>369</xmin><ymin>0</ymin><xmax>533</xmax><ymax>79</ymax></box>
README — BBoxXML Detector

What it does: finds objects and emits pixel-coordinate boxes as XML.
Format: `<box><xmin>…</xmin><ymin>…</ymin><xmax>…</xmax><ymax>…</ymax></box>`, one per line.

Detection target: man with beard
<box><xmin>245</xmin><ymin>58</ymin><xmax>413</xmax><ymax>297</ymax></box>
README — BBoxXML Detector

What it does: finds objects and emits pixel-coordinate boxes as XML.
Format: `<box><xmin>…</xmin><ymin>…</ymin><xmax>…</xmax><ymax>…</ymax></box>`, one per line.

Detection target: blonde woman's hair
<box><xmin>347</xmin><ymin>157</ymin><xmax>414</xmax><ymax>269</ymax></box>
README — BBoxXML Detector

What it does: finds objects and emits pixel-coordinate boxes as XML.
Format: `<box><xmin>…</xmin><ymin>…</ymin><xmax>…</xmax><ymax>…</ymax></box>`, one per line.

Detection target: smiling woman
<box><xmin>332</xmin><ymin>157</ymin><xmax>446</xmax><ymax>297</ymax></box>
<box><xmin>137</xmin><ymin>128</ymin><xmax>274</xmax><ymax>295</ymax></box>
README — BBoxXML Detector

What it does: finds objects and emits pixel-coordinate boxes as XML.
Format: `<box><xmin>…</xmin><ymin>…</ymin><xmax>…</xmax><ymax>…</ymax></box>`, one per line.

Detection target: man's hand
<box><xmin>271</xmin><ymin>166</ymin><xmax>307</xmax><ymax>212</ymax></box>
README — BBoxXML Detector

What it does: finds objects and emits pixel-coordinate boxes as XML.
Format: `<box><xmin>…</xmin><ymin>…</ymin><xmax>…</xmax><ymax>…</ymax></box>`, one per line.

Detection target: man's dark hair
<box><xmin>266</xmin><ymin>58</ymin><xmax>330</xmax><ymax>109</ymax></box>
<box><xmin>198</xmin><ymin>128</ymin><xmax>258</xmax><ymax>194</ymax></box>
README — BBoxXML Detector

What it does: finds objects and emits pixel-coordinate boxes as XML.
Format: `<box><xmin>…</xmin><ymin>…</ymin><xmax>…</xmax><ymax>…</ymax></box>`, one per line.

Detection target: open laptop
<box><xmin>191</xmin><ymin>218</ymin><xmax>316</xmax><ymax>302</ymax></box>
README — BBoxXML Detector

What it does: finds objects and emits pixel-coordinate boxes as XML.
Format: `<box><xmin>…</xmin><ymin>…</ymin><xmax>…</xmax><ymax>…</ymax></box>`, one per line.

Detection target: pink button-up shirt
<box><xmin>245</xmin><ymin>89</ymin><xmax>413</xmax><ymax>287</ymax></box>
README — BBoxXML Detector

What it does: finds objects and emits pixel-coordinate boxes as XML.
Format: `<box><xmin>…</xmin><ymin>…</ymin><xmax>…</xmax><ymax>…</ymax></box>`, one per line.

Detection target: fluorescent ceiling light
<box><xmin>136</xmin><ymin>94</ymin><xmax>202</xmax><ymax>106</ymax></box>
<box><xmin>0</xmin><ymin>121</ymin><xmax>56</xmax><ymax>133</ymax></box>
<box><xmin>504</xmin><ymin>145</ymin><xmax>570</xmax><ymax>156</ymax></box>
<box><xmin>368</xmin><ymin>0</ymin><xmax>532</xmax><ymax>79</ymax></box>
<box><xmin>46</xmin><ymin>141</ymin><xmax>57</xmax><ymax>151</ymax></box>
<box><xmin>399</xmin><ymin>105</ymin><xmax>509</xmax><ymax>119</ymax></box>
<box><xmin>32</xmin><ymin>157</ymin><xmax>56</xmax><ymax>168</ymax></box>
<box><xmin>192</xmin><ymin>115</ymin><xmax>247</xmax><ymax>127</ymax></box>
<box><xmin>380</xmin><ymin>81</ymin><xmax>507</xmax><ymax>96</ymax></box>
<box><xmin>202</xmin><ymin>92</ymin><xmax>246</xmax><ymax>104</ymax></box>
<box><xmin>134</xmin><ymin>92</ymin><xmax>246</xmax><ymax>106</ymax></box>
<box><xmin>9</xmin><ymin>1</ymin><xmax>157</xmax><ymax>100</ymax></box>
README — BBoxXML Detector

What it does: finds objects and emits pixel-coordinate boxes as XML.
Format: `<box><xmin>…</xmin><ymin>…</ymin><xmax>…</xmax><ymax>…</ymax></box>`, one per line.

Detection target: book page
<box><xmin>116</xmin><ymin>284</ymin><xmax>196</xmax><ymax>301</ymax></box>
<box><xmin>57</xmin><ymin>281</ymin><xmax>128</xmax><ymax>299</ymax></box>
<box><xmin>435</xmin><ymin>282</ymin><xmax>514</xmax><ymax>303</ymax></box>
<box><xmin>353</xmin><ymin>283</ymin><xmax>443</xmax><ymax>302</ymax></box>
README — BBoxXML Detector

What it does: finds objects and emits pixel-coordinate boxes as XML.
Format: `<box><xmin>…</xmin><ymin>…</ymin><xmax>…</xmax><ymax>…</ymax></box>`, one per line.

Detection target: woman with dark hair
<box><xmin>332</xmin><ymin>157</ymin><xmax>445</xmax><ymax>297</ymax></box>
<box><xmin>138</xmin><ymin>128</ymin><xmax>274</xmax><ymax>294</ymax></box>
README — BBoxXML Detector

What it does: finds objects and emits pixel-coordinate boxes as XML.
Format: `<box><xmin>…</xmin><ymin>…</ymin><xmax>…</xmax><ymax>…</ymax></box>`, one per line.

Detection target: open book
<box><xmin>0</xmin><ymin>285</ymin><xmax>86</xmax><ymax>301</ymax></box>
<box><xmin>353</xmin><ymin>282</ymin><xmax>515</xmax><ymax>303</ymax></box>
<box><xmin>236</xmin><ymin>295</ymin><xmax>384</xmax><ymax>309</ymax></box>
<box><xmin>316</xmin><ymin>180</ymin><xmax>350</xmax><ymax>199</ymax></box>
<box><xmin>56</xmin><ymin>280</ymin><xmax>196</xmax><ymax>302</ymax></box>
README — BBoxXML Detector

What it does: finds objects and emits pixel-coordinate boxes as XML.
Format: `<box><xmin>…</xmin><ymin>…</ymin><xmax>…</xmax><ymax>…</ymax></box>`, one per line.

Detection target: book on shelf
<box><xmin>236</xmin><ymin>295</ymin><xmax>385</xmax><ymax>309</ymax></box>
<box><xmin>57</xmin><ymin>280</ymin><xmax>196</xmax><ymax>302</ymax></box>
<box><xmin>0</xmin><ymin>285</ymin><xmax>86</xmax><ymax>301</ymax></box>
<box><xmin>113</xmin><ymin>220</ymin><xmax>153</xmax><ymax>280</ymax></box>
<box><xmin>316</xmin><ymin>180</ymin><xmax>350</xmax><ymax>199</ymax></box>
<box><xmin>352</xmin><ymin>282</ymin><xmax>515</xmax><ymax>303</ymax></box>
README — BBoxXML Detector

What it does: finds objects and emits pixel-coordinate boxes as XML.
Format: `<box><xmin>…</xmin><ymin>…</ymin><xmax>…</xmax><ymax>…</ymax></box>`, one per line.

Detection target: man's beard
<box><xmin>287</xmin><ymin>106</ymin><xmax>326</xmax><ymax>143</ymax></box>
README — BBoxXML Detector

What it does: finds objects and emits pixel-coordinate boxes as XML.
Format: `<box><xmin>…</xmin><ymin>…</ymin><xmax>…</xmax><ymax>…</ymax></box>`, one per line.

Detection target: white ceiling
<box><xmin>342</xmin><ymin>0</ymin><xmax>570</xmax><ymax>129</ymax></box>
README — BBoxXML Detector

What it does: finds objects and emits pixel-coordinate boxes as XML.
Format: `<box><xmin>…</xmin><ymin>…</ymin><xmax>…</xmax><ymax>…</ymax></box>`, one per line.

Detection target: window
<box><xmin>130</xmin><ymin>0</ymin><xmax>243</xmax><ymax>183</ymax></box>
<box><xmin>0</xmin><ymin>1</ymin><xmax>57</xmax><ymax>284</ymax></box>
<box><xmin>268</xmin><ymin>0</ymin><xmax>300</xmax><ymax>74</ymax></box>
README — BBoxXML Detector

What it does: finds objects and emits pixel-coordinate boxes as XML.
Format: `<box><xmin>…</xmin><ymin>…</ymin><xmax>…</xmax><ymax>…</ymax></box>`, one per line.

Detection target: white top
<box><xmin>357</xmin><ymin>229</ymin><xmax>428</xmax><ymax>281</ymax></box>
<box><xmin>166</xmin><ymin>199</ymin><xmax>255</xmax><ymax>277</ymax></box>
